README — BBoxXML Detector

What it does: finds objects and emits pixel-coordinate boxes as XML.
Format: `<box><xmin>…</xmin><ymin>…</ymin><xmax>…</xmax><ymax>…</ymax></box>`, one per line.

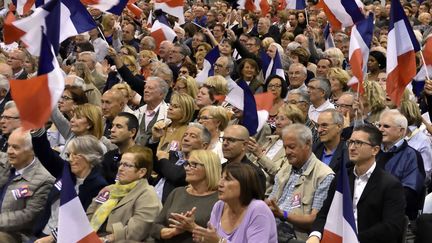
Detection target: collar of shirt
<box><xmin>292</xmin><ymin>155</ymin><xmax>312</xmax><ymax>175</ymax></box>
<box><xmin>311</xmin><ymin>99</ymin><xmax>333</xmax><ymax>111</ymax></box>
<box><xmin>146</xmin><ymin>103</ymin><xmax>162</xmax><ymax>116</ymax></box>
<box><xmin>15</xmin><ymin>157</ymin><xmax>36</xmax><ymax>176</ymax></box>
<box><xmin>381</xmin><ymin>138</ymin><xmax>405</xmax><ymax>152</ymax></box>
<box><xmin>14</xmin><ymin>68</ymin><xmax>24</xmax><ymax>78</ymax></box>
<box><xmin>353</xmin><ymin>162</ymin><xmax>376</xmax><ymax>180</ymax></box>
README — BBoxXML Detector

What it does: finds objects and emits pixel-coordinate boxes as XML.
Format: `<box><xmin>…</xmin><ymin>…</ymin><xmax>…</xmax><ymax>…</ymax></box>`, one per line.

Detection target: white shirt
<box><xmin>144</xmin><ymin>103</ymin><xmax>162</xmax><ymax>131</ymax></box>
<box><xmin>308</xmin><ymin>99</ymin><xmax>335</xmax><ymax>123</ymax></box>
<box><xmin>353</xmin><ymin>162</ymin><xmax>376</xmax><ymax>227</ymax></box>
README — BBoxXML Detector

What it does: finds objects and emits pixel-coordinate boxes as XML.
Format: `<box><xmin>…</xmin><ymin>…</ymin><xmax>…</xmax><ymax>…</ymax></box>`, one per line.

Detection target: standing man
<box><xmin>7</xmin><ymin>49</ymin><xmax>27</xmax><ymax>80</ymax></box>
<box><xmin>0</xmin><ymin>128</ymin><xmax>55</xmax><ymax>242</ymax></box>
<box><xmin>307</xmin><ymin>124</ymin><xmax>406</xmax><ymax>243</ymax></box>
<box><xmin>307</xmin><ymin>78</ymin><xmax>335</xmax><ymax>123</ymax></box>
<box><xmin>0</xmin><ymin>101</ymin><xmax>21</xmax><ymax>152</ymax></box>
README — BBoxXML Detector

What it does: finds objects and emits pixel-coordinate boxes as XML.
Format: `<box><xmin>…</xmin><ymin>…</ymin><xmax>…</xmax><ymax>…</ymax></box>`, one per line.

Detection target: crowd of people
<box><xmin>0</xmin><ymin>0</ymin><xmax>432</xmax><ymax>242</ymax></box>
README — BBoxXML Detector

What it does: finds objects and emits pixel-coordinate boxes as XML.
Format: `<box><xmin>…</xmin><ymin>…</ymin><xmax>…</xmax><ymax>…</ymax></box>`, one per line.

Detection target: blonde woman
<box><xmin>139</xmin><ymin>50</ymin><xmax>158</xmax><ymax>78</ymax></box>
<box><xmin>197</xmin><ymin>106</ymin><xmax>230</xmax><ymax>162</ymax></box>
<box><xmin>71</xmin><ymin>61</ymin><xmax>102</xmax><ymax>106</ymax></box>
<box><xmin>204</xmin><ymin>75</ymin><xmax>228</xmax><ymax>96</ymax></box>
<box><xmin>173</xmin><ymin>76</ymin><xmax>199</xmax><ymax>99</ymax></box>
<box><xmin>324</xmin><ymin>47</ymin><xmax>345</xmax><ymax>68</ymax></box>
<box><xmin>150</xmin><ymin>150</ymin><xmax>221</xmax><ymax>242</ymax></box>
<box><xmin>327</xmin><ymin>67</ymin><xmax>350</xmax><ymax>102</ymax></box>
<box><xmin>363</xmin><ymin>81</ymin><xmax>387</xmax><ymax>124</ymax></box>
<box><xmin>152</xmin><ymin>93</ymin><xmax>195</xmax><ymax>152</ymax></box>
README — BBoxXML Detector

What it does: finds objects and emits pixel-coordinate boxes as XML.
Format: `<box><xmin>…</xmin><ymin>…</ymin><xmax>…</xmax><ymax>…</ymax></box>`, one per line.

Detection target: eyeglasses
<box><xmin>214</xmin><ymin>63</ymin><xmax>226</xmax><ymax>68</ymax></box>
<box><xmin>316</xmin><ymin>123</ymin><xmax>336</xmax><ymax>129</ymax></box>
<box><xmin>220</xmin><ymin>136</ymin><xmax>245</xmax><ymax>143</ymax></box>
<box><xmin>60</xmin><ymin>95</ymin><xmax>73</xmax><ymax>101</ymax></box>
<box><xmin>119</xmin><ymin>162</ymin><xmax>137</xmax><ymax>169</ymax></box>
<box><xmin>307</xmin><ymin>85</ymin><xmax>322</xmax><ymax>91</ymax></box>
<box><xmin>377</xmin><ymin>123</ymin><xmax>397</xmax><ymax>129</ymax></box>
<box><xmin>335</xmin><ymin>103</ymin><xmax>353</xmax><ymax>109</ymax></box>
<box><xmin>65</xmin><ymin>152</ymin><xmax>84</xmax><ymax>160</ymax></box>
<box><xmin>0</xmin><ymin>115</ymin><xmax>20</xmax><ymax>120</ymax></box>
<box><xmin>346</xmin><ymin>139</ymin><xmax>374</xmax><ymax>148</ymax></box>
<box><xmin>198</xmin><ymin>116</ymin><xmax>213</xmax><ymax>121</ymax></box>
<box><xmin>286</xmin><ymin>100</ymin><xmax>307</xmax><ymax>105</ymax></box>
<box><xmin>183</xmin><ymin>161</ymin><xmax>204</xmax><ymax>169</ymax></box>
<box><xmin>268</xmin><ymin>84</ymin><xmax>282</xmax><ymax>89</ymax></box>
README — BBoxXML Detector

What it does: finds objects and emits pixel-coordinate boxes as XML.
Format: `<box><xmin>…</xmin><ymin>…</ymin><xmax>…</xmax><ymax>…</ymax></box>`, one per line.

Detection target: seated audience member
<box><xmin>152</xmin><ymin>123</ymin><xmax>211</xmax><ymax>203</ymax></box>
<box><xmin>0</xmin><ymin>128</ymin><xmax>55</xmax><ymax>242</ymax></box>
<box><xmin>195</xmin><ymin>85</ymin><xmax>218</xmax><ymax>110</ymax></box>
<box><xmin>102</xmin><ymin>112</ymin><xmax>138</xmax><ymax>184</ymax></box>
<box><xmin>267</xmin><ymin>124</ymin><xmax>334</xmax><ymax>241</ymax></box>
<box><xmin>221</xmin><ymin>125</ymin><xmax>267</xmax><ymax>193</ymax></box>
<box><xmin>87</xmin><ymin>146</ymin><xmax>162</xmax><ymax>242</ymax></box>
<box><xmin>173</xmin><ymin>75</ymin><xmax>199</xmax><ymax>99</ymax></box>
<box><xmin>307</xmin><ymin>124</ymin><xmax>406</xmax><ymax>243</ymax></box>
<box><xmin>263</xmin><ymin>75</ymin><xmax>289</xmax><ymax>132</ymax></box>
<box><xmin>150</xmin><ymin>150</ymin><xmax>221</xmax><ymax>242</ymax></box>
<box><xmin>377</xmin><ymin>109</ymin><xmax>425</xmax><ymax>220</ymax></box>
<box><xmin>313</xmin><ymin>109</ymin><xmax>349</xmax><ymax>173</ymax></box>
<box><xmin>151</xmin><ymin>93</ymin><xmax>195</xmax><ymax>152</ymax></box>
<box><xmin>192</xmin><ymin>163</ymin><xmax>277</xmax><ymax>243</ymax></box>
<box><xmin>0</xmin><ymin>101</ymin><xmax>21</xmax><ymax>152</ymax></box>
<box><xmin>31</xmin><ymin>131</ymin><xmax>107</xmax><ymax>242</ymax></box>
<box><xmin>247</xmin><ymin>104</ymin><xmax>305</xmax><ymax>194</ymax></box>
<box><xmin>197</xmin><ymin>105</ymin><xmax>230</xmax><ymax>162</ymax></box>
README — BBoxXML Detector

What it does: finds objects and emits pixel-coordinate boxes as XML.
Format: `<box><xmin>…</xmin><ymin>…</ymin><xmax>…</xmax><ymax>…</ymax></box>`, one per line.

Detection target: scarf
<box><xmin>90</xmin><ymin>180</ymin><xmax>139</xmax><ymax>231</ymax></box>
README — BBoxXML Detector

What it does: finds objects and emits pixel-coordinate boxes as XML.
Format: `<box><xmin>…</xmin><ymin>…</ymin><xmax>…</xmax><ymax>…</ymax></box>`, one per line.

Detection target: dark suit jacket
<box><xmin>0</xmin><ymin>92</ymin><xmax>11</xmax><ymax>115</ymax></box>
<box><xmin>312</xmin><ymin>141</ymin><xmax>350</xmax><ymax>173</ymax></box>
<box><xmin>15</xmin><ymin>69</ymin><xmax>28</xmax><ymax>80</ymax></box>
<box><xmin>311</xmin><ymin>166</ymin><xmax>406</xmax><ymax>243</ymax></box>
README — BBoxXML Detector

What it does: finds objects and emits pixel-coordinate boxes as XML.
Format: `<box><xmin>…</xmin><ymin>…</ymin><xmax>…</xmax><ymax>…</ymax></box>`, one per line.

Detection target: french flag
<box><xmin>154</xmin><ymin>0</ymin><xmax>184</xmax><ymax>24</ymax></box>
<box><xmin>285</xmin><ymin>0</ymin><xmax>306</xmax><ymax>10</ymax></box>
<box><xmin>11</xmin><ymin>0</ymin><xmax>45</xmax><ymax>15</ymax></box>
<box><xmin>321</xmin><ymin>160</ymin><xmax>359</xmax><ymax>243</ymax></box>
<box><xmin>225</xmin><ymin>80</ymin><xmax>272</xmax><ymax>136</ymax></box>
<box><xmin>58</xmin><ymin>162</ymin><xmax>101</xmax><ymax>242</ymax></box>
<box><xmin>347</xmin><ymin>13</ymin><xmax>374</xmax><ymax>94</ymax></box>
<box><xmin>237</xmin><ymin>0</ymin><xmax>270</xmax><ymax>16</ymax></box>
<box><xmin>261</xmin><ymin>49</ymin><xmax>286</xmax><ymax>81</ymax></box>
<box><xmin>10</xmin><ymin>30</ymin><xmax>64</xmax><ymax>130</ymax></box>
<box><xmin>414</xmin><ymin>35</ymin><xmax>432</xmax><ymax>82</ymax></box>
<box><xmin>150</xmin><ymin>13</ymin><xmax>176</xmax><ymax>55</ymax></box>
<box><xmin>386</xmin><ymin>0</ymin><xmax>420</xmax><ymax>106</ymax></box>
<box><xmin>80</xmin><ymin>0</ymin><xmax>128</xmax><ymax>16</ymax></box>
<box><xmin>323</xmin><ymin>23</ymin><xmax>335</xmax><ymax>50</ymax></box>
<box><xmin>4</xmin><ymin>0</ymin><xmax>96</xmax><ymax>56</ymax></box>
<box><xmin>317</xmin><ymin>0</ymin><xmax>365</xmax><ymax>30</ymax></box>
<box><xmin>195</xmin><ymin>46</ymin><xmax>220</xmax><ymax>85</ymax></box>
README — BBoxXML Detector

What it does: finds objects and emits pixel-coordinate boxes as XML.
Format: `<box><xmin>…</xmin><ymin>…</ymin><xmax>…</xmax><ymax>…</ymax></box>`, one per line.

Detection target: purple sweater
<box><xmin>209</xmin><ymin>199</ymin><xmax>277</xmax><ymax>243</ymax></box>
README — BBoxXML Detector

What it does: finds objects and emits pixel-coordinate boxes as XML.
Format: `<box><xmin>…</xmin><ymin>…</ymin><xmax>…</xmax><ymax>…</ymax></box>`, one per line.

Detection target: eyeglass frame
<box><xmin>346</xmin><ymin>139</ymin><xmax>375</xmax><ymax>148</ymax></box>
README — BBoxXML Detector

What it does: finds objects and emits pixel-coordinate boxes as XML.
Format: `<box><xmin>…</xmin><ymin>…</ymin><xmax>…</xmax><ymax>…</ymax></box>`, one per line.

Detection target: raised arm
<box><xmin>31</xmin><ymin>129</ymin><xmax>66</xmax><ymax>177</ymax></box>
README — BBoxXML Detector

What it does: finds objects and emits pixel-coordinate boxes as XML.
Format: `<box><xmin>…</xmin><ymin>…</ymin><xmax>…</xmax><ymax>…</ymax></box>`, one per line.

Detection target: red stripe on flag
<box><xmin>259</xmin><ymin>0</ymin><xmax>270</xmax><ymax>17</ymax></box>
<box><xmin>386</xmin><ymin>50</ymin><xmax>417</xmax><ymax>106</ymax></box>
<box><xmin>245</xmin><ymin>0</ymin><xmax>256</xmax><ymax>13</ymax></box>
<box><xmin>10</xmin><ymin>74</ymin><xmax>52</xmax><ymax>130</ymax></box>
<box><xmin>154</xmin><ymin>0</ymin><xmax>183</xmax><ymax>7</ymax></box>
<box><xmin>151</xmin><ymin>28</ymin><xmax>166</xmax><ymax>55</ymax></box>
<box><xmin>127</xmin><ymin>3</ymin><xmax>143</xmax><ymax>17</ymax></box>
<box><xmin>317</xmin><ymin>0</ymin><xmax>342</xmax><ymax>30</ymax></box>
<box><xmin>77</xmin><ymin>231</ymin><xmax>101</xmax><ymax>243</ymax></box>
<box><xmin>321</xmin><ymin>229</ymin><xmax>343</xmax><ymax>243</ymax></box>
<box><xmin>80</xmin><ymin>0</ymin><xmax>100</xmax><ymax>5</ymax></box>
<box><xmin>3</xmin><ymin>11</ymin><xmax>26</xmax><ymax>44</ymax></box>
<box><xmin>255</xmin><ymin>92</ymin><xmax>274</xmax><ymax>112</ymax></box>
<box><xmin>349</xmin><ymin>49</ymin><xmax>365</xmax><ymax>94</ymax></box>
<box><xmin>23</xmin><ymin>0</ymin><xmax>36</xmax><ymax>15</ymax></box>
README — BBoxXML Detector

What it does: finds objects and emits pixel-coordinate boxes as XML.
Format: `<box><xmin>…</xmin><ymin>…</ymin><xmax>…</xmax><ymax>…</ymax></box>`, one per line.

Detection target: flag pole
<box><xmin>304</xmin><ymin>8</ymin><xmax>309</xmax><ymax>26</ymax></box>
<box><xmin>420</xmin><ymin>50</ymin><xmax>431</xmax><ymax>80</ymax></box>
<box><xmin>96</xmin><ymin>26</ymin><xmax>107</xmax><ymax>42</ymax></box>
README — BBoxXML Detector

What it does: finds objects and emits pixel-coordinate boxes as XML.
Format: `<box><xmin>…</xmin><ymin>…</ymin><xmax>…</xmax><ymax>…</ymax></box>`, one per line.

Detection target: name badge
<box><xmin>95</xmin><ymin>190</ymin><xmax>110</xmax><ymax>204</ymax></box>
<box><xmin>169</xmin><ymin>140</ymin><xmax>180</xmax><ymax>151</ymax></box>
<box><xmin>291</xmin><ymin>193</ymin><xmax>302</xmax><ymax>209</ymax></box>
<box><xmin>11</xmin><ymin>185</ymin><xmax>32</xmax><ymax>200</ymax></box>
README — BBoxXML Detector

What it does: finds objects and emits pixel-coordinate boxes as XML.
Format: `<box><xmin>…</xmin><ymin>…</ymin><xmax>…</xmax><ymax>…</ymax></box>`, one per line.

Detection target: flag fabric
<box><xmin>58</xmin><ymin>162</ymin><xmax>101</xmax><ymax>243</ymax></box>
<box><xmin>150</xmin><ymin>13</ymin><xmax>176</xmax><ymax>55</ymax></box>
<box><xmin>80</xmin><ymin>0</ymin><xmax>128</xmax><ymax>16</ymax></box>
<box><xmin>321</xmin><ymin>160</ymin><xmax>359</xmax><ymax>243</ymax></box>
<box><xmin>237</xmin><ymin>0</ymin><xmax>270</xmax><ymax>17</ymax></box>
<box><xmin>11</xmin><ymin>0</ymin><xmax>45</xmax><ymax>15</ymax></box>
<box><xmin>260</xmin><ymin>49</ymin><xmax>286</xmax><ymax>81</ymax></box>
<box><xmin>386</xmin><ymin>0</ymin><xmax>420</xmax><ymax>106</ymax></box>
<box><xmin>126</xmin><ymin>0</ymin><xmax>143</xmax><ymax>17</ymax></box>
<box><xmin>154</xmin><ymin>0</ymin><xmax>184</xmax><ymax>24</ymax></box>
<box><xmin>285</xmin><ymin>0</ymin><xmax>306</xmax><ymax>10</ymax></box>
<box><xmin>225</xmin><ymin>80</ymin><xmax>269</xmax><ymax>136</ymax></box>
<box><xmin>4</xmin><ymin>0</ymin><xmax>96</xmax><ymax>56</ymax></box>
<box><xmin>323</xmin><ymin>22</ymin><xmax>335</xmax><ymax>50</ymax></box>
<box><xmin>423</xmin><ymin>35</ymin><xmax>432</xmax><ymax>66</ymax></box>
<box><xmin>9</xmin><ymin>30</ymin><xmax>64</xmax><ymax>130</ymax></box>
<box><xmin>195</xmin><ymin>47</ymin><xmax>220</xmax><ymax>85</ymax></box>
<box><xmin>347</xmin><ymin>13</ymin><xmax>374</xmax><ymax>94</ymax></box>
<box><xmin>316</xmin><ymin>0</ymin><xmax>365</xmax><ymax>30</ymax></box>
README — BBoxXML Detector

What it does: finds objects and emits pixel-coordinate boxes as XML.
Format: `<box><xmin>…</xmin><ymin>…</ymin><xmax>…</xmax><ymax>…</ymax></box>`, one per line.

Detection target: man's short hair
<box><xmin>288</xmin><ymin>89</ymin><xmax>310</xmax><ymax>104</ymax></box>
<box><xmin>379</xmin><ymin>109</ymin><xmax>408</xmax><ymax>130</ymax></box>
<box><xmin>282</xmin><ymin>124</ymin><xmax>312</xmax><ymax>146</ymax></box>
<box><xmin>322</xmin><ymin>108</ymin><xmax>344</xmax><ymax>126</ymax></box>
<box><xmin>116</xmin><ymin>112</ymin><xmax>139</xmax><ymax>139</ymax></box>
<box><xmin>353</xmin><ymin>124</ymin><xmax>383</xmax><ymax>146</ymax></box>
<box><xmin>187</xmin><ymin>122</ymin><xmax>211</xmax><ymax>144</ymax></box>
<box><xmin>146</xmin><ymin>76</ymin><xmax>169</xmax><ymax>98</ymax></box>
<box><xmin>310</xmin><ymin>77</ymin><xmax>332</xmax><ymax>100</ymax></box>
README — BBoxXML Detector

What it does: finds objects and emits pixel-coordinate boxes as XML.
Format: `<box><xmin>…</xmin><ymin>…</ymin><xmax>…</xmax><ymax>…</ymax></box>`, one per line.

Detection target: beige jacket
<box><xmin>87</xmin><ymin>179</ymin><xmax>162</xmax><ymax>242</ymax></box>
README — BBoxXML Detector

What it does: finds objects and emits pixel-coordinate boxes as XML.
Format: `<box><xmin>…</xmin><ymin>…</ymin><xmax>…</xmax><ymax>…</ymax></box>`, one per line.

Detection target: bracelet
<box><xmin>283</xmin><ymin>210</ymin><xmax>288</xmax><ymax>220</ymax></box>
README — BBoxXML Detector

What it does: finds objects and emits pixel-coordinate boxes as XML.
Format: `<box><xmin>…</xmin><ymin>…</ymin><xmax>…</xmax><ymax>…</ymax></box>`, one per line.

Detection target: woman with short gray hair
<box><xmin>30</xmin><ymin>130</ymin><xmax>107</xmax><ymax>243</ymax></box>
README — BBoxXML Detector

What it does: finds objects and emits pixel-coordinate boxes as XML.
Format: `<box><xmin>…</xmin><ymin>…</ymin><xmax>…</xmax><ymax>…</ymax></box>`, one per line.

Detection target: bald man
<box><xmin>101</xmin><ymin>89</ymin><xmax>134</xmax><ymax>138</ymax></box>
<box><xmin>7</xmin><ymin>49</ymin><xmax>27</xmax><ymax>79</ymax></box>
<box><xmin>221</xmin><ymin>125</ymin><xmax>266</xmax><ymax>192</ymax></box>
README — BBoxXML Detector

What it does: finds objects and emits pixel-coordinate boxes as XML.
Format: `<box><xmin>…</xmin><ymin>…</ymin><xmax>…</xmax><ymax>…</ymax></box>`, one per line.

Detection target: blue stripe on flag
<box><xmin>338</xmin><ymin>159</ymin><xmax>358</xmax><ymax>237</ymax></box>
<box><xmin>60</xmin><ymin>162</ymin><xmax>77</xmax><ymax>206</ymax></box>
<box><xmin>389</xmin><ymin>0</ymin><xmax>420</xmax><ymax>52</ymax></box>
<box><xmin>107</xmin><ymin>0</ymin><xmax>129</xmax><ymax>15</ymax></box>
<box><xmin>61</xmin><ymin>0</ymin><xmax>97</xmax><ymax>34</ymax></box>
<box><xmin>43</xmin><ymin>0</ymin><xmax>60</xmax><ymax>55</ymax></box>
<box><xmin>206</xmin><ymin>47</ymin><xmax>220</xmax><ymax>76</ymax></box>
<box><xmin>237</xmin><ymin>79</ymin><xmax>259</xmax><ymax>136</ymax></box>
<box><xmin>356</xmin><ymin>13</ymin><xmax>374</xmax><ymax>49</ymax></box>
<box><xmin>296</xmin><ymin>0</ymin><xmax>306</xmax><ymax>9</ymax></box>
<box><xmin>35</xmin><ymin>0</ymin><xmax>45</xmax><ymax>7</ymax></box>
<box><xmin>340</xmin><ymin>0</ymin><xmax>365</xmax><ymax>25</ymax></box>
<box><xmin>37</xmin><ymin>31</ymin><xmax>55</xmax><ymax>75</ymax></box>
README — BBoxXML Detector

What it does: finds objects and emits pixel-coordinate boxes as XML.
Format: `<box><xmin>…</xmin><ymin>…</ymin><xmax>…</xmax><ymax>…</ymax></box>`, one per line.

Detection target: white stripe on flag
<box><xmin>387</xmin><ymin>20</ymin><xmax>417</xmax><ymax>73</ymax></box>
<box><xmin>322</xmin><ymin>0</ymin><xmax>355</xmax><ymax>27</ymax></box>
<box><xmin>58</xmin><ymin>197</ymin><xmax>95</xmax><ymax>243</ymax></box>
